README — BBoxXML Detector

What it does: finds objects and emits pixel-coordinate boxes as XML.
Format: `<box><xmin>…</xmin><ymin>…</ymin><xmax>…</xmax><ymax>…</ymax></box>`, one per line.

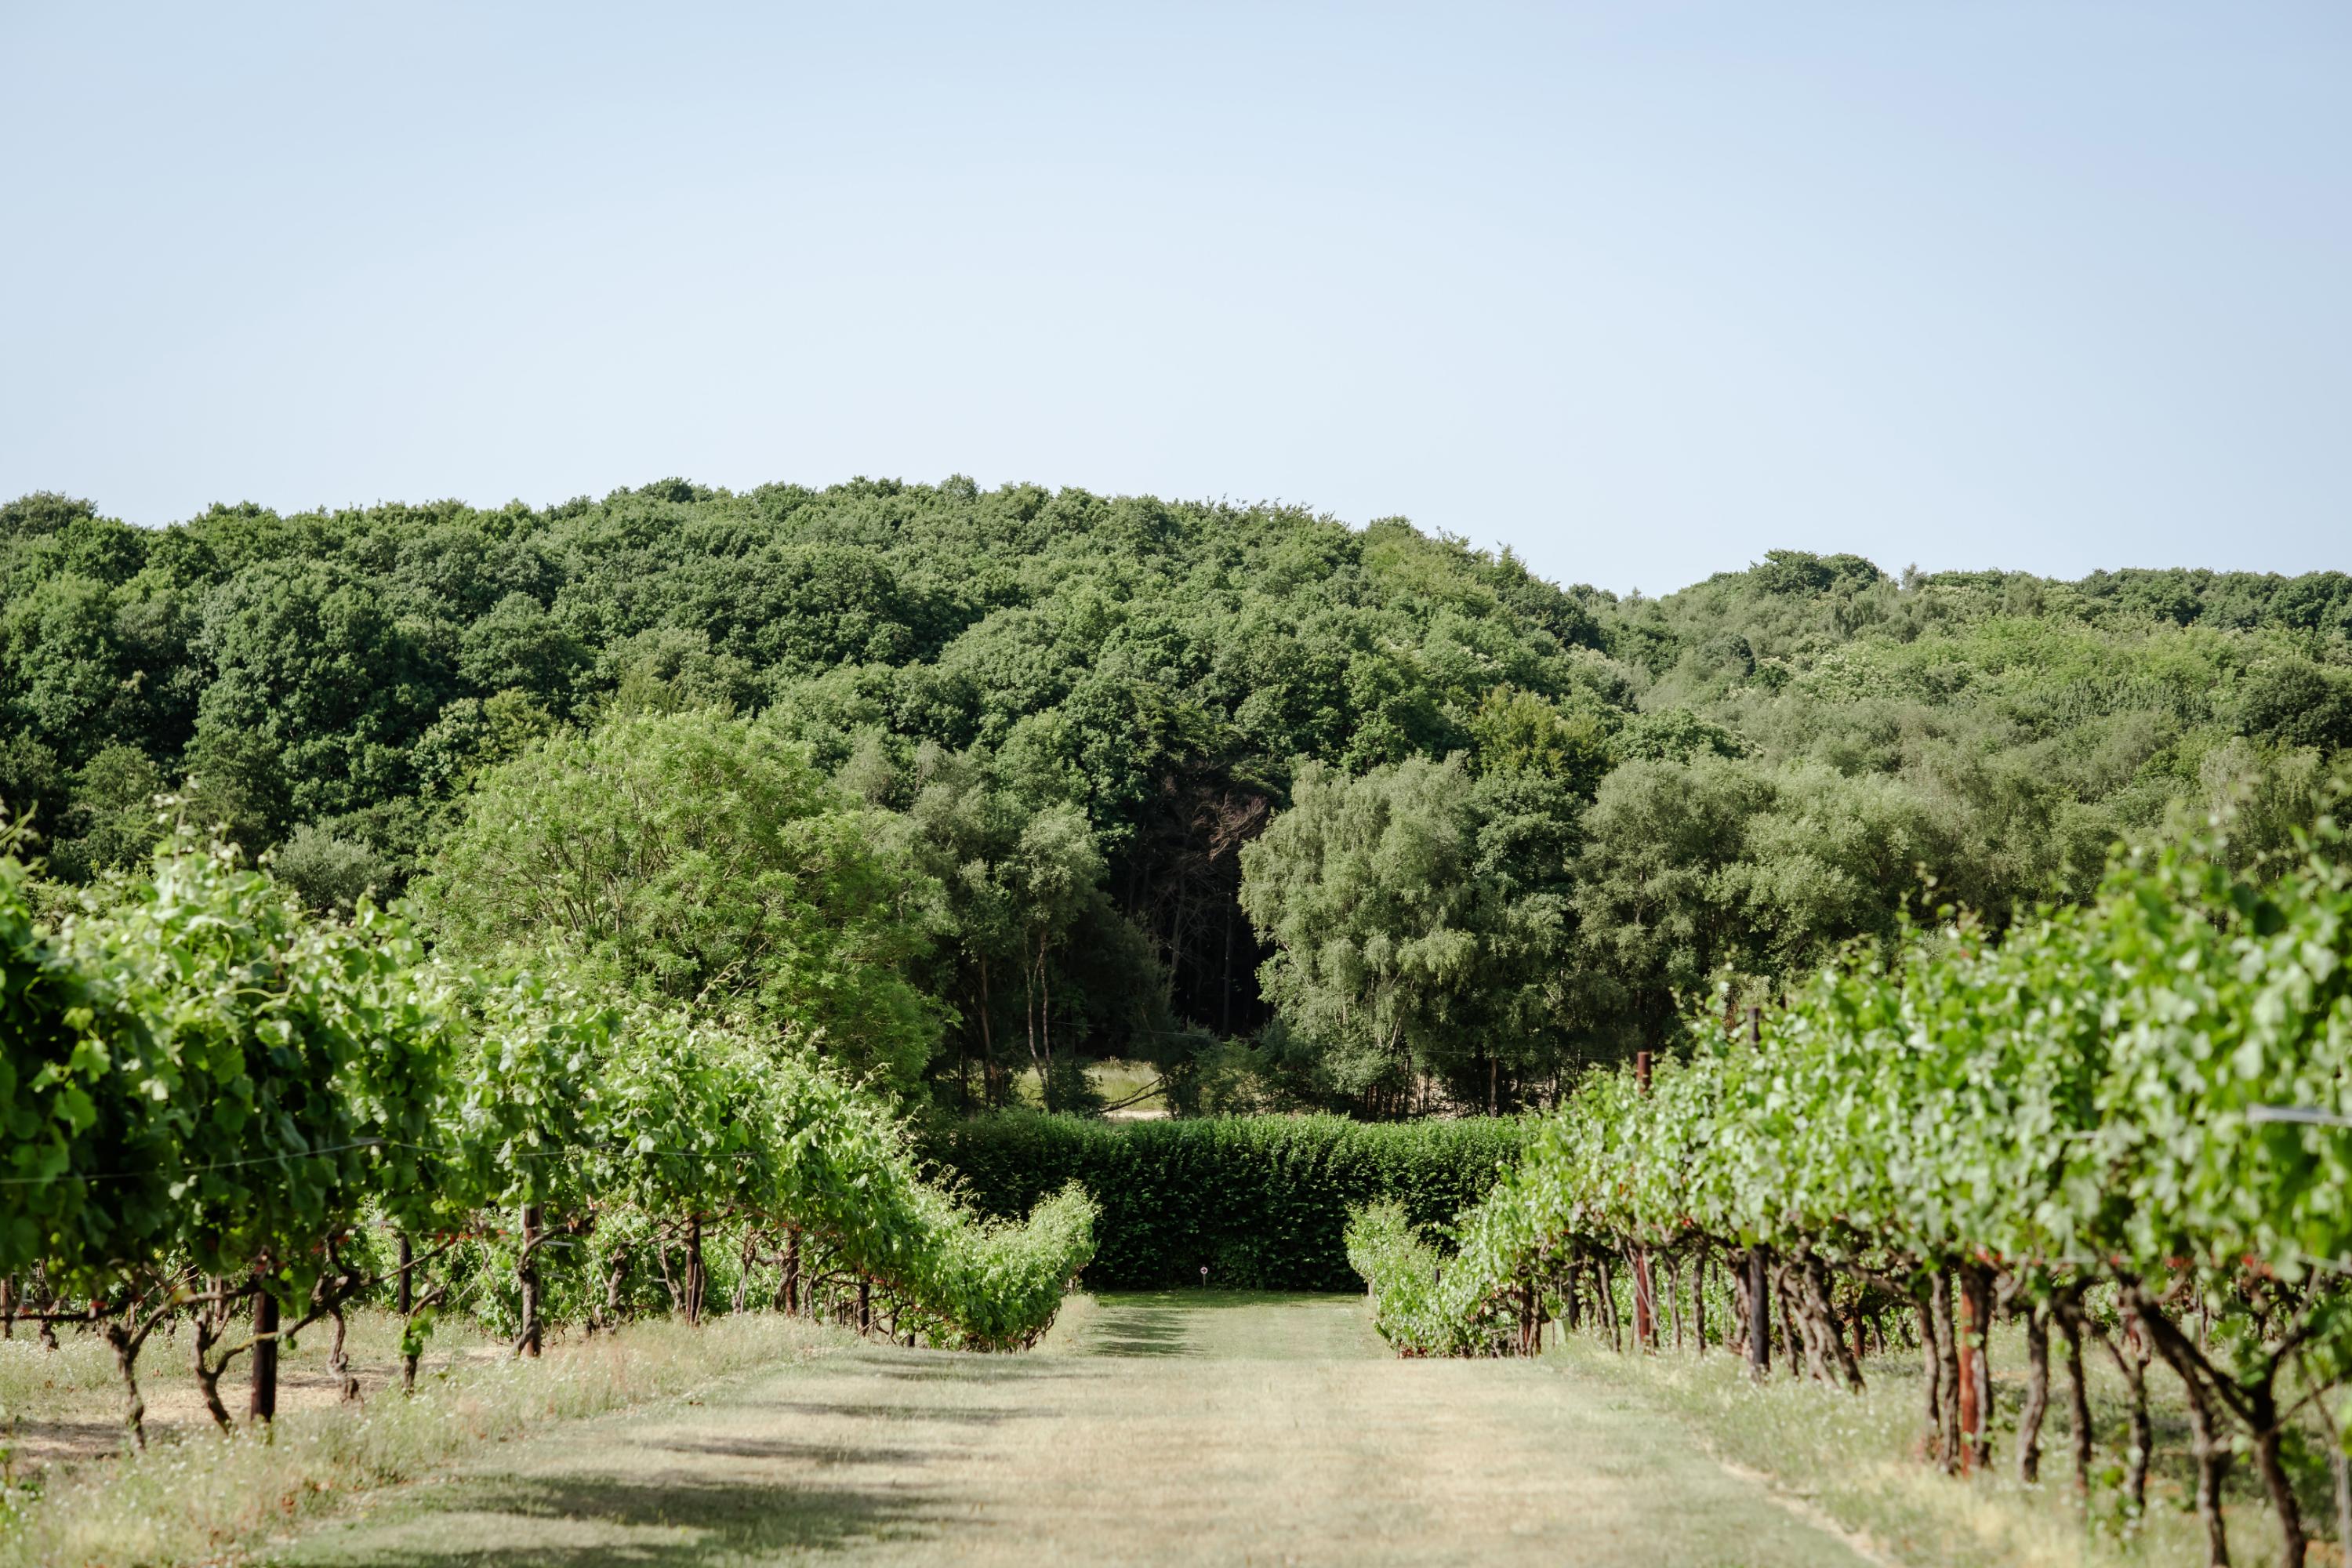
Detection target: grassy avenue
<box><xmin>245</xmin><ymin>1293</ymin><xmax>1864</xmax><ymax>1568</ymax></box>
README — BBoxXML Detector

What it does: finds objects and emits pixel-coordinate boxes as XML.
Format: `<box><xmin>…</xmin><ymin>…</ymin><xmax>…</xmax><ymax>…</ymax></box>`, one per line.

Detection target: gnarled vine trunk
<box><xmin>2053</xmin><ymin>1287</ymin><xmax>2094</xmax><ymax>1500</ymax></box>
<box><xmin>327</xmin><ymin>1306</ymin><xmax>360</xmax><ymax>1403</ymax></box>
<box><xmin>100</xmin><ymin>1311</ymin><xmax>151</xmax><ymax>1448</ymax></box>
<box><xmin>1926</xmin><ymin>1270</ymin><xmax>1960</xmax><ymax>1474</ymax></box>
<box><xmin>1774</xmin><ymin>1263</ymin><xmax>1806</xmax><ymax>1382</ymax></box>
<box><xmin>2015</xmin><ymin>1298</ymin><xmax>2049</xmax><ymax>1484</ymax></box>
<box><xmin>1958</xmin><ymin>1265</ymin><xmax>1994</xmax><ymax>1472</ymax></box>
<box><xmin>1597</xmin><ymin>1254</ymin><xmax>1622</xmax><ymax>1353</ymax></box>
<box><xmin>2110</xmin><ymin>1315</ymin><xmax>2154</xmax><ymax>1515</ymax></box>
<box><xmin>1798</xmin><ymin>1253</ymin><xmax>1863</xmax><ymax>1392</ymax></box>
<box><xmin>194</xmin><ymin>1302</ymin><xmax>236</xmax><ymax>1431</ymax></box>
<box><xmin>1692</xmin><ymin>1248</ymin><xmax>1708</xmax><ymax>1353</ymax></box>
<box><xmin>2246</xmin><ymin>1382</ymin><xmax>2307</xmax><ymax>1568</ymax></box>
<box><xmin>2134</xmin><ymin>1295</ymin><xmax>2230</xmax><ymax>1566</ymax></box>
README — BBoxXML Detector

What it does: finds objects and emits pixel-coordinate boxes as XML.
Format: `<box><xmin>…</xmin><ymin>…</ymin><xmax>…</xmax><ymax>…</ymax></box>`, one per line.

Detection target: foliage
<box><xmin>1566</xmin><ymin>756</ymin><xmax>1958</xmax><ymax>1051</ymax></box>
<box><xmin>3</xmin><ymin>829</ymin><xmax>452</xmax><ymax>1312</ymax></box>
<box><xmin>1239</xmin><ymin>757</ymin><xmax>1584</xmax><ymax>1108</ymax></box>
<box><xmin>0</xmin><ymin>830</ymin><xmax>1097</xmax><ymax>1454</ymax></box>
<box><xmin>1349</xmin><ymin>808</ymin><xmax>2352</xmax><ymax>1563</ymax></box>
<box><xmin>270</xmin><ymin>823</ymin><xmax>394</xmax><ymax>916</ymax></box>
<box><xmin>0</xmin><ymin>481</ymin><xmax>1624</xmax><ymax>1107</ymax></box>
<box><xmin>897</xmin><ymin>746</ymin><xmax>1161</xmax><ymax>1106</ymax></box>
<box><xmin>3</xmin><ymin>481</ymin><xmax>2347</xmax><ymax>1106</ymax></box>
<box><xmin>922</xmin><ymin>1110</ymin><xmax>1524</xmax><ymax>1290</ymax></box>
<box><xmin>413</xmin><ymin>709</ymin><xmax>946</xmax><ymax>1097</ymax></box>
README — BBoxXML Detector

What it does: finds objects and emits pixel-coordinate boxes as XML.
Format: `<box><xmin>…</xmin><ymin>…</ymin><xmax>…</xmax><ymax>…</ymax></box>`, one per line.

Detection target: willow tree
<box><xmin>1238</xmin><ymin>755</ymin><xmax>1574</xmax><ymax>1113</ymax></box>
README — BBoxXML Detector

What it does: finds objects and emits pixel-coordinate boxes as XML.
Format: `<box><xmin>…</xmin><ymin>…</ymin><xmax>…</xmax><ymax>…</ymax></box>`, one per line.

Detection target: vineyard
<box><xmin>0</xmin><ymin>826</ymin><xmax>1098</xmax><ymax>1451</ymax></box>
<box><xmin>1349</xmin><ymin>817</ymin><xmax>2352</xmax><ymax>1568</ymax></box>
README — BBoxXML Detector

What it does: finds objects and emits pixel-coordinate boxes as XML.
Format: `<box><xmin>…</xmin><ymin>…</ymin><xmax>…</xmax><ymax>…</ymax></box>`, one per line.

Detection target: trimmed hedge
<box><xmin>919</xmin><ymin>1112</ymin><xmax>1526</xmax><ymax>1291</ymax></box>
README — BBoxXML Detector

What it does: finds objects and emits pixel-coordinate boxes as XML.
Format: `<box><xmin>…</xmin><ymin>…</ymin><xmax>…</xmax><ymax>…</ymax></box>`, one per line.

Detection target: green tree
<box><xmin>185</xmin><ymin>560</ymin><xmax>448</xmax><ymax>837</ymax></box>
<box><xmin>1467</xmin><ymin>685</ymin><xmax>1613</xmax><ymax>791</ymax></box>
<box><xmin>45</xmin><ymin>743</ymin><xmax>167</xmax><ymax>882</ymax></box>
<box><xmin>1570</xmin><ymin>756</ymin><xmax>1949</xmax><ymax>1050</ymax></box>
<box><xmin>415</xmin><ymin>709</ymin><xmax>946</xmax><ymax>1096</ymax></box>
<box><xmin>900</xmin><ymin>744</ymin><xmax>1165</xmax><ymax>1108</ymax></box>
<box><xmin>1239</xmin><ymin>756</ymin><xmax>1574</xmax><ymax>1113</ymax></box>
<box><xmin>2238</xmin><ymin>659</ymin><xmax>2352</xmax><ymax>752</ymax></box>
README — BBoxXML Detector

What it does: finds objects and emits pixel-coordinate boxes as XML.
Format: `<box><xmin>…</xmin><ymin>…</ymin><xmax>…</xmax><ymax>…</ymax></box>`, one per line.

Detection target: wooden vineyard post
<box><xmin>1742</xmin><ymin>1008</ymin><xmax>1770</xmax><ymax>1381</ymax></box>
<box><xmin>1631</xmin><ymin>1051</ymin><xmax>1656</xmax><ymax>1349</ymax></box>
<box><xmin>1748</xmin><ymin>1246</ymin><xmax>1771</xmax><ymax>1380</ymax></box>
<box><xmin>1630</xmin><ymin>1261</ymin><xmax>1655</xmax><ymax>1347</ymax></box>
<box><xmin>250</xmin><ymin>1287</ymin><xmax>279</xmax><ymax>1425</ymax></box>
<box><xmin>395</xmin><ymin>1233</ymin><xmax>413</xmax><ymax>1316</ymax></box>
<box><xmin>1693</xmin><ymin>1250</ymin><xmax>1708</xmax><ymax>1353</ymax></box>
<box><xmin>518</xmin><ymin>1204</ymin><xmax>545</xmax><ymax>1357</ymax></box>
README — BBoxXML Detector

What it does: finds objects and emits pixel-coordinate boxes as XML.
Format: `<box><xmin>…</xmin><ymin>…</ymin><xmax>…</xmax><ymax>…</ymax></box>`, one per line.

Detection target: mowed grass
<box><xmin>1041</xmin><ymin>1290</ymin><xmax>1390</xmax><ymax>1359</ymax></box>
<box><xmin>13</xmin><ymin>1293</ymin><xmax>2280</xmax><ymax>1566</ymax></box>
<box><xmin>271</xmin><ymin>1292</ymin><xmax>1869</xmax><ymax>1568</ymax></box>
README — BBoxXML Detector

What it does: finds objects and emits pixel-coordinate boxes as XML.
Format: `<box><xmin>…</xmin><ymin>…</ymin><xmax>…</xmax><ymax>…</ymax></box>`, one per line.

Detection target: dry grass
<box><xmin>1002</xmin><ymin>1058</ymin><xmax>1167</xmax><ymax>1113</ymax></box>
<box><xmin>0</xmin><ymin>1313</ymin><xmax>855</xmax><ymax>1568</ymax></box>
<box><xmin>0</xmin><ymin>1311</ymin><xmax>505</xmax><ymax>1474</ymax></box>
<box><xmin>1030</xmin><ymin>1289</ymin><xmax>1103</xmax><ymax>1352</ymax></box>
<box><xmin>1545</xmin><ymin>1326</ymin><xmax>2314</xmax><ymax>1568</ymax></box>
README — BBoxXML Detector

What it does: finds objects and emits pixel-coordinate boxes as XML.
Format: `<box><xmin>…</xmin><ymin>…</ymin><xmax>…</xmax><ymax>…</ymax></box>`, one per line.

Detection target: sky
<box><xmin>2</xmin><ymin>2</ymin><xmax>2345</xmax><ymax>596</ymax></box>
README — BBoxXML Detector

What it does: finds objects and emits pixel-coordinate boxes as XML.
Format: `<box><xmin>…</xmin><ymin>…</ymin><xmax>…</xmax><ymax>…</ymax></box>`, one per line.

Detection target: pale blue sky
<box><xmin>3</xmin><ymin>3</ymin><xmax>2344</xmax><ymax>593</ymax></box>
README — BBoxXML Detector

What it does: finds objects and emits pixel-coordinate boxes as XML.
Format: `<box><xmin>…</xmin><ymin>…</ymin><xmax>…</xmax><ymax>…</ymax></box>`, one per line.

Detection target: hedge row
<box><xmin>919</xmin><ymin>1112</ymin><xmax>1525</xmax><ymax>1290</ymax></box>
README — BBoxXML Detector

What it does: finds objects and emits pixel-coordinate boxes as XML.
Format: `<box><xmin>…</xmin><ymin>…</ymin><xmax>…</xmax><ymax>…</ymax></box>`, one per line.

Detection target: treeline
<box><xmin>1348</xmin><ymin>813</ymin><xmax>2352</xmax><ymax>1566</ymax></box>
<box><xmin>3</xmin><ymin>482</ymin><xmax>2347</xmax><ymax>1112</ymax></box>
<box><xmin>0</xmin><ymin>826</ymin><xmax>1096</xmax><ymax>1443</ymax></box>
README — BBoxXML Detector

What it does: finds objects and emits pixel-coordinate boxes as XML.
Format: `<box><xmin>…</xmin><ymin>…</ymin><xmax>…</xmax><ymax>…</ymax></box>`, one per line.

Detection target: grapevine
<box><xmin>1352</xmin><ymin>815</ymin><xmax>2352</xmax><ymax>1566</ymax></box>
<box><xmin>0</xmin><ymin>830</ymin><xmax>1098</xmax><ymax>1449</ymax></box>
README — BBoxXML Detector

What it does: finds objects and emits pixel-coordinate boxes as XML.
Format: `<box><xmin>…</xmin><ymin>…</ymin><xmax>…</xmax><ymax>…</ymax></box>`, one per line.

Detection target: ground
<box><xmin>270</xmin><ymin>1291</ymin><xmax>1875</xmax><ymax>1567</ymax></box>
<box><xmin>0</xmin><ymin>1315</ymin><xmax>506</xmax><ymax>1471</ymax></box>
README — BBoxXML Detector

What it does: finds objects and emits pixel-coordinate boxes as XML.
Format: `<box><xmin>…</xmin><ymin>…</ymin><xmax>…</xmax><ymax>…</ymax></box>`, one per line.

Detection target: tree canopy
<box><xmin>2</xmin><ymin>486</ymin><xmax>2345</xmax><ymax>1112</ymax></box>
<box><xmin>412</xmin><ymin>709</ymin><xmax>945</xmax><ymax>1098</ymax></box>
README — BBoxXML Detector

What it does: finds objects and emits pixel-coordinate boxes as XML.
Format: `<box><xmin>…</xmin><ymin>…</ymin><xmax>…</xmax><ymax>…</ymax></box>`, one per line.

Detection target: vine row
<box><xmin>1351</xmin><ymin>818</ymin><xmax>2352</xmax><ymax>1568</ymax></box>
<box><xmin>0</xmin><ymin>829</ymin><xmax>1098</xmax><ymax>1446</ymax></box>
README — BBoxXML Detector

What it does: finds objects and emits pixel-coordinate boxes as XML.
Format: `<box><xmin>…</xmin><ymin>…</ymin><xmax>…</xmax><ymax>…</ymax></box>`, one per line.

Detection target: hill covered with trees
<box><xmin>2</xmin><ymin>479</ymin><xmax>2345</xmax><ymax>1114</ymax></box>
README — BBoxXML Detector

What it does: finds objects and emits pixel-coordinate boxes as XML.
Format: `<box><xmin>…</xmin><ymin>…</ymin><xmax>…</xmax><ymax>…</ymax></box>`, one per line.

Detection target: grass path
<box><xmin>274</xmin><ymin>1293</ymin><xmax>1874</xmax><ymax>1567</ymax></box>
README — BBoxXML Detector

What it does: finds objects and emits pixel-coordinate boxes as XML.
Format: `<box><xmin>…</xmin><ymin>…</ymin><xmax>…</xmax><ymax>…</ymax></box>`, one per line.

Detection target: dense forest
<box><xmin>2</xmin><ymin>479</ymin><xmax>2347</xmax><ymax>1115</ymax></box>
